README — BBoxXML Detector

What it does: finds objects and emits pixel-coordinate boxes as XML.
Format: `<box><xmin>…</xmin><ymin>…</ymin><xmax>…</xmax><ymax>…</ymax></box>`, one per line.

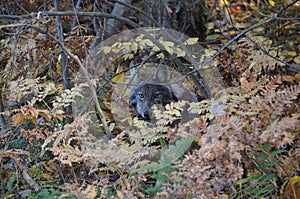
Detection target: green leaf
<box><xmin>257</xmin><ymin>173</ymin><xmax>277</xmax><ymax>183</ymax></box>
<box><xmin>261</xmin><ymin>161</ymin><xmax>278</xmax><ymax>168</ymax></box>
<box><xmin>151</xmin><ymin>165</ymin><xmax>172</xmax><ymax>183</ymax></box>
<box><xmin>6</xmin><ymin>172</ymin><xmax>16</xmax><ymax>191</ymax></box>
<box><xmin>270</xmin><ymin>149</ymin><xmax>287</xmax><ymax>156</ymax></box>
<box><xmin>235</xmin><ymin>172</ymin><xmax>261</xmax><ymax>184</ymax></box>
<box><xmin>130</xmin><ymin>137</ymin><xmax>194</xmax><ymax>174</ymax></box>
<box><xmin>206</xmin><ymin>34</ymin><xmax>220</xmax><ymax>41</ymax></box>
<box><xmin>260</xmin><ymin>143</ymin><xmax>274</xmax><ymax>151</ymax></box>
<box><xmin>144</xmin><ymin>186</ymin><xmax>163</xmax><ymax>195</ymax></box>
<box><xmin>252</xmin><ymin>184</ymin><xmax>274</xmax><ymax>198</ymax></box>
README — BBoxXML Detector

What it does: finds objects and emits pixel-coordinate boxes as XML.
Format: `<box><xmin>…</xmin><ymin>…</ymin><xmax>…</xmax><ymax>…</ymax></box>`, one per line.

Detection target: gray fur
<box><xmin>129</xmin><ymin>62</ymin><xmax>198</xmax><ymax>120</ymax></box>
<box><xmin>130</xmin><ymin>84</ymin><xmax>178</xmax><ymax>120</ymax></box>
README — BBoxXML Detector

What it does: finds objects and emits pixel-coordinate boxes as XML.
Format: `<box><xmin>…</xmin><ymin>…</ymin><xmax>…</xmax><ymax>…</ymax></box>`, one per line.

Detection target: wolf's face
<box><xmin>129</xmin><ymin>84</ymin><xmax>178</xmax><ymax>120</ymax></box>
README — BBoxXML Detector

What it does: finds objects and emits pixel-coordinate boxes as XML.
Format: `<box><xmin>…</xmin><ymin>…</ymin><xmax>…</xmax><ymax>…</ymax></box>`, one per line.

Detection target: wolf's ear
<box><xmin>129</xmin><ymin>61</ymin><xmax>141</xmax><ymax>84</ymax></box>
<box><xmin>171</xmin><ymin>91</ymin><xmax>179</xmax><ymax>102</ymax></box>
<box><xmin>129</xmin><ymin>94</ymin><xmax>137</xmax><ymax>108</ymax></box>
<box><xmin>172</xmin><ymin>92</ymin><xmax>179</xmax><ymax>102</ymax></box>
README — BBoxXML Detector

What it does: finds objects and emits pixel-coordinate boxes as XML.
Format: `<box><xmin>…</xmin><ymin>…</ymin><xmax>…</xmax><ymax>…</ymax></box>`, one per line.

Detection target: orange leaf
<box><xmin>231</xmin><ymin>6</ymin><xmax>241</xmax><ymax>14</ymax></box>
<box><xmin>282</xmin><ymin>75</ymin><xmax>294</xmax><ymax>83</ymax></box>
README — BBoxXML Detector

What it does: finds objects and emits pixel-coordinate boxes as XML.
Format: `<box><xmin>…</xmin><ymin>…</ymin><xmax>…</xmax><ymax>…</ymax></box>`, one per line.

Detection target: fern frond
<box><xmin>271</xmin><ymin>84</ymin><xmax>300</xmax><ymax>117</ymax></box>
<box><xmin>239</xmin><ymin>36</ymin><xmax>284</xmax><ymax>74</ymax></box>
<box><xmin>257</xmin><ymin>76</ymin><xmax>282</xmax><ymax>97</ymax></box>
<box><xmin>153</xmin><ymin>101</ymin><xmax>187</xmax><ymax>126</ymax></box>
<box><xmin>259</xmin><ymin>114</ymin><xmax>299</xmax><ymax>147</ymax></box>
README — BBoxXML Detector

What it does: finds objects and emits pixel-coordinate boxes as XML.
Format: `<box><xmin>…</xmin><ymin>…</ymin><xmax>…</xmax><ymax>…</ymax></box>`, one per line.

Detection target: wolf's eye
<box><xmin>138</xmin><ymin>94</ymin><xmax>144</xmax><ymax>98</ymax></box>
<box><xmin>154</xmin><ymin>94</ymin><xmax>161</xmax><ymax>99</ymax></box>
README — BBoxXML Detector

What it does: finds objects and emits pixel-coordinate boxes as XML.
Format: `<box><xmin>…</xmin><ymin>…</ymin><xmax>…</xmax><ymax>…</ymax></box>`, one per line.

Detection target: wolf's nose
<box><xmin>143</xmin><ymin>111</ymin><xmax>150</xmax><ymax>119</ymax></box>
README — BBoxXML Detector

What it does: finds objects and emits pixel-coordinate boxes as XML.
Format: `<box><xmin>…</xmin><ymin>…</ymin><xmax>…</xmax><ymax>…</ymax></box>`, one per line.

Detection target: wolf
<box><xmin>129</xmin><ymin>84</ymin><xmax>178</xmax><ymax>120</ymax></box>
<box><xmin>128</xmin><ymin>62</ymin><xmax>199</xmax><ymax>121</ymax></box>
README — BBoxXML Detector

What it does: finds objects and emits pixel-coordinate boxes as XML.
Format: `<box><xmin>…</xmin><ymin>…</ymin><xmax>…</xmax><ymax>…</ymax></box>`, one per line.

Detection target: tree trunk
<box><xmin>106</xmin><ymin>0</ymin><xmax>132</xmax><ymax>37</ymax></box>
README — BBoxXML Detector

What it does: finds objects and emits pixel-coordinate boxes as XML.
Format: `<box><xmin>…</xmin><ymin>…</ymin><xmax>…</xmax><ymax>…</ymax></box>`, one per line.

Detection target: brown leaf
<box><xmin>282</xmin><ymin>75</ymin><xmax>294</xmax><ymax>83</ymax></box>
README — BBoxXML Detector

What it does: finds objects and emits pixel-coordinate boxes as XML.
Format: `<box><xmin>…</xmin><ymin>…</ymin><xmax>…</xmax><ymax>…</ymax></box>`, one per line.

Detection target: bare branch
<box><xmin>28</xmin><ymin>24</ymin><xmax>112</xmax><ymax>139</ymax></box>
<box><xmin>106</xmin><ymin>0</ymin><xmax>132</xmax><ymax>36</ymax></box>
<box><xmin>70</xmin><ymin>0</ymin><xmax>83</xmax><ymax>33</ymax></box>
<box><xmin>197</xmin><ymin>0</ymin><xmax>300</xmax><ymax>72</ymax></box>
<box><xmin>145</xmin><ymin>0</ymin><xmax>300</xmax><ymax>89</ymax></box>
<box><xmin>54</xmin><ymin>0</ymin><xmax>72</xmax><ymax>123</ymax></box>
<box><xmin>214</xmin><ymin>0</ymin><xmax>299</xmax><ymax>72</ymax></box>
<box><xmin>0</xmin><ymin>11</ymin><xmax>139</xmax><ymax>29</ymax></box>
<box><xmin>0</xmin><ymin>88</ymin><xmax>8</xmax><ymax>134</ymax></box>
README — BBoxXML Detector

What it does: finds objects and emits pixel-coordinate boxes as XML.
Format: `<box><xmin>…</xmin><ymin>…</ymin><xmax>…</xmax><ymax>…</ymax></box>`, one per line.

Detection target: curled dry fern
<box><xmin>41</xmin><ymin>73</ymin><xmax>300</xmax><ymax>198</ymax></box>
<box><xmin>155</xmin><ymin>75</ymin><xmax>300</xmax><ymax>198</ymax></box>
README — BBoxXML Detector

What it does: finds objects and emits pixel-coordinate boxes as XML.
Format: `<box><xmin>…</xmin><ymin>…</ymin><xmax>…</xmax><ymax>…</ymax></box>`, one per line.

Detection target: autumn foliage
<box><xmin>1</xmin><ymin>0</ymin><xmax>300</xmax><ymax>198</ymax></box>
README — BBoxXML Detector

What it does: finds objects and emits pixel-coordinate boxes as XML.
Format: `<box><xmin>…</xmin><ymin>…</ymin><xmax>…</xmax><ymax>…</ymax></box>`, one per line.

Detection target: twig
<box><xmin>0</xmin><ymin>23</ymin><xmax>26</xmax><ymax>29</ymax></box>
<box><xmin>70</xmin><ymin>0</ymin><xmax>82</xmax><ymax>33</ymax></box>
<box><xmin>179</xmin><ymin>0</ymin><xmax>300</xmax><ymax>80</ymax></box>
<box><xmin>22</xmin><ymin>167</ymin><xmax>40</xmax><ymax>192</ymax></box>
<box><xmin>45</xmin><ymin>11</ymin><xmax>139</xmax><ymax>29</ymax></box>
<box><xmin>0</xmin><ymin>88</ymin><xmax>8</xmax><ymax>134</ymax></box>
<box><xmin>0</xmin><ymin>11</ymin><xmax>139</xmax><ymax>28</ymax></box>
<box><xmin>126</xmin><ymin>0</ymin><xmax>300</xmax><ymax>94</ymax></box>
<box><xmin>54</xmin><ymin>0</ymin><xmax>73</xmax><ymax>124</ymax></box>
<box><xmin>215</xmin><ymin>0</ymin><xmax>300</xmax><ymax>72</ymax></box>
<box><xmin>69</xmin><ymin>0</ymin><xmax>89</xmax><ymax>58</ymax></box>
